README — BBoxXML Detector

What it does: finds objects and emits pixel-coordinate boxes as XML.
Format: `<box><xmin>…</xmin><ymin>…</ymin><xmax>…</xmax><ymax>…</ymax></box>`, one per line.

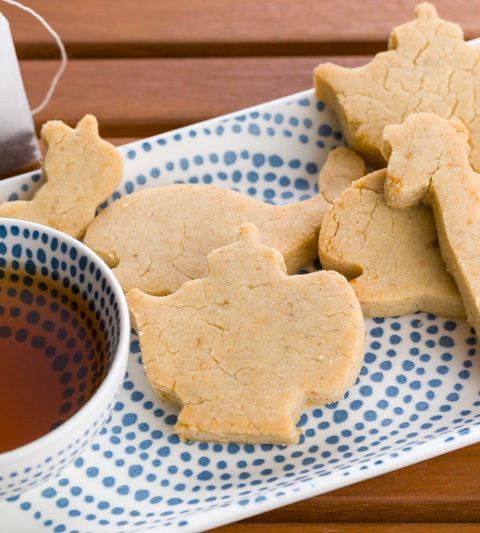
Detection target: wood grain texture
<box><xmin>3</xmin><ymin>1</ymin><xmax>480</xmax><ymax>58</ymax></box>
<box><xmin>20</xmin><ymin>56</ymin><xmax>368</xmax><ymax>136</ymax></box>
<box><xmin>235</xmin><ymin>443</ymin><xmax>480</xmax><ymax>525</ymax></box>
<box><xmin>211</xmin><ymin>525</ymin><xmax>480</xmax><ymax>532</ymax></box>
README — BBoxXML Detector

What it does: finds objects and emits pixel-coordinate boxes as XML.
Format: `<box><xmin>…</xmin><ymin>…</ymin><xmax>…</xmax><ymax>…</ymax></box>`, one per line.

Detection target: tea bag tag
<box><xmin>0</xmin><ymin>0</ymin><xmax>67</xmax><ymax>176</ymax></box>
<box><xmin>0</xmin><ymin>12</ymin><xmax>40</xmax><ymax>175</ymax></box>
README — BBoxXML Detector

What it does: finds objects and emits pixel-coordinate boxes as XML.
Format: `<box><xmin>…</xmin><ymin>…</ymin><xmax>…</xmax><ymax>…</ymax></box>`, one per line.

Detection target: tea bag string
<box><xmin>1</xmin><ymin>0</ymin><xmax>67</xmax><ymax>114</ymax></box>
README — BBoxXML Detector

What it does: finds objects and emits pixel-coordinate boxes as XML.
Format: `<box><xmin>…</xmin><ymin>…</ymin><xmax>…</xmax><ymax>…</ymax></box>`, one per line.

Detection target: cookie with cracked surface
<box><xmin>127</xmin><ymin>223</ymin><xmax>365</xmax><ymax>444</ymax></box>
<box><xmin>319</xmin><ymin>168</ymin><xmax>465</xmax><ymax>319</ymax></box>
<box><xmin>84</xmin><ymin>146</ymin><xmax>365</xmax><ymax>295</ymax></box>
<box><xmin>383</xmin><ymin>113</ymin><xmax>480</xmax><ymax>336</ymax></box>
<box><xmin>0</xmin><ymin>115</ymin><xmax>123</xmax><ymax>239</ymax></box>
<box><xmin>314</xmin><ymin>3</ymin><xmax>480</xmax><ymax>171</ymax></box>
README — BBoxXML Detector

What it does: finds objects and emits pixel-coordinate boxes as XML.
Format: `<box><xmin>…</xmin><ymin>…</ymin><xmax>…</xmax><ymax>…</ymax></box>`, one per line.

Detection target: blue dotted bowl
<box><xmin>1</xmin><ymin>87</ymin><xmax>480</xmax><ymax>532</ymax></box>
<box><xmin>0</xmin><ymin>219</ymin><xmax>130</xmax><ymax>499</ymax></box>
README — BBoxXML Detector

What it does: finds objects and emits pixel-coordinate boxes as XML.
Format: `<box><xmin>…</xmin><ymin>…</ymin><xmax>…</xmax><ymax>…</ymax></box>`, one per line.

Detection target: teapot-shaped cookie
<box><xmin>84</xmin><ymin>147</ymin><xmax>365</xmax><ymax>295</ymax></box>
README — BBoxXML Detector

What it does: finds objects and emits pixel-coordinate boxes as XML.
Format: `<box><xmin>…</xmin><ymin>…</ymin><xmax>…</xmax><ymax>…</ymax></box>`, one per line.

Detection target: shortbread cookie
<box><xmin>314</xmin><ymin>3</ymin><xmax>480</xmax><ymax>171</ymax></box>
<box><xmin>127</xmin><ymin>223</ymin><xmax>365</xmax><ymax>444</ymax></box>
<box><xmin>383</xmin><ymin>113</ymin><xmax>480</xmax><ymax>335</ymax></box>
<box><xmin>319</xmin><ymin>169</ymin><xmax>465</xmax><ymax>318</ymax></box>
<box><xmin>84</xmin><ymin>147</ymin><xmax>365</xmax><ymax>295</ymax></box>
<box><xmin>0</xmin><ymin>115</ymin><xmax>123</xmax><ymax>239</ymax></box>
<box><xmin>318</xmin><ymin>146</ymin><xmax>366</xmax><ymax>202</ymax></box>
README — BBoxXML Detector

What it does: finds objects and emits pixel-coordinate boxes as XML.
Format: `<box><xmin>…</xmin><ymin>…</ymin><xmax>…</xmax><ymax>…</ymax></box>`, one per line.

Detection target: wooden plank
<box><xmin>20</xmin><ymin>56</ymin><xmax>368</xmax><ymax>137</ymax></box>
<box><xmin>3</xmin><ymin>1</ymin><xmax>480</xmax><ymax>58</ymax></box>
<box><xmin>238</xmin><ymin>443</ymin><xmax>480</xmax><ymax>524</ymax></box>
<box><xmin>211</xmin><ymin>525</ymin><xmax>480</xmax><ymax>533</ymax></box>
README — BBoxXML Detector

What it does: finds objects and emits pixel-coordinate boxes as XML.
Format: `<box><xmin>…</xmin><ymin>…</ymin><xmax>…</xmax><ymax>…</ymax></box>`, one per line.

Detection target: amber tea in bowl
<box><xmin>0</xmin><ymin>262</ymin><xmax>108</xmax><ymax>452</ymax></box>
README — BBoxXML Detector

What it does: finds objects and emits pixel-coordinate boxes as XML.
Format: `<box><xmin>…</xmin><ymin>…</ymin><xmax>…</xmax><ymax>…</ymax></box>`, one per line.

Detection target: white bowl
<box><xmin>0</xmin><ymin>218</ymin><xmax>130</xmax><ymax>498</ymax></box>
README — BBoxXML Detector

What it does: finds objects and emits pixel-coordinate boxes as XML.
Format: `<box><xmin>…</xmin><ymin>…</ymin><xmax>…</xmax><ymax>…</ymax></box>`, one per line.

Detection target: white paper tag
<box><xmin>0</xmin><ymin>13</ymin><xmax>40</xmax><ymax>174</ymax></box>
<box><xmin>1</xmin><ymin>0</ymin><xmax>67</xmax><ymax>115</ymax></box>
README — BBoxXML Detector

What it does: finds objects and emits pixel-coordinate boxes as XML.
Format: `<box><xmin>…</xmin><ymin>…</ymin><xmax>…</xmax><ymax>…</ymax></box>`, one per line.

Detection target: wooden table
<box><xmin>3</xmin><ymin>1</ymin><xmax>480</xmax><ymax>531</ymax></box>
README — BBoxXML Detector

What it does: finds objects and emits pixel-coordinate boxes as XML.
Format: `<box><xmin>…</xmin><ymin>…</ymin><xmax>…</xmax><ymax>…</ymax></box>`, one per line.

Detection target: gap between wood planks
<box><xmin>14</xmin><ymin>41</ymin><xmax>387</xmax><ymax>60</ymax></box>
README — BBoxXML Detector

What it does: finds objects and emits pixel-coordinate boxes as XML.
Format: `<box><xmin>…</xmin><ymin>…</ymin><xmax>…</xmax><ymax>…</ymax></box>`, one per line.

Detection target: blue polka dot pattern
<box><xmin>1</xmin><ymin>88</ymin><xmax>479</xmax><ymax>532</ymax></box>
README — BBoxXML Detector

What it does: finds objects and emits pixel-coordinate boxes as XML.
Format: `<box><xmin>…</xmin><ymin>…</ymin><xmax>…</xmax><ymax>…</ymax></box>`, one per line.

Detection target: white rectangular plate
<box><xmin>1</xmin><ymin>83</ymin><xmax>480</xmax><ymax>533</ymax></box>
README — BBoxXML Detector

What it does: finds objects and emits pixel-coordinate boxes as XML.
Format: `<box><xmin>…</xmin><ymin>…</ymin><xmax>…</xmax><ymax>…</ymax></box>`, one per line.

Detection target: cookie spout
<box><xmin>318</xmin><ymin>146</ymin><xmax>365</xmax><ymax>203</ymax></box>
<box><xmin>268</xmin><ymin>147</ymin><xmax>365</xmax><ymax>274</ymax></box>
